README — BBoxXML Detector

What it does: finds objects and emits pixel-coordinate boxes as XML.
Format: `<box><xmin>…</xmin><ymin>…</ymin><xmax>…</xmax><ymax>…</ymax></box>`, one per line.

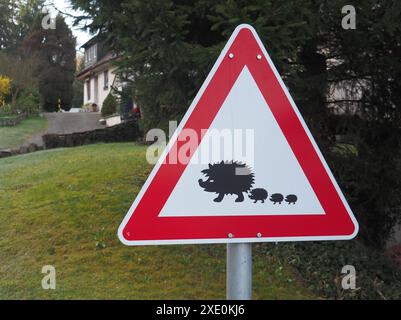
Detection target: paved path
<box><xmin>26</xmin><ymin>113</ymin><xmax>104</xmax><ymax>147</ymax></box>
<box><xmin>45</xmin><ymin>112</ymin><xmax>104</xmax><ymax>134</ymax></box>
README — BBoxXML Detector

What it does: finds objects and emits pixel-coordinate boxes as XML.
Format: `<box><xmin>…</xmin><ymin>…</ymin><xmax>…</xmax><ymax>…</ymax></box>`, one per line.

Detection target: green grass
<box><xmin>0</xmin><ymin>116</ymin><xmax>47</xmax><ymax>149</ymax></box>
<box><xmin>0</xmin><ymin>115</ymin><xmax>17</xmax><ymax>120</ymax></box>
<box><xmin>0</xmin><ymin>143</ymin><xmax>315</xmax><ymax>299</ymax></box>
<box><xmin>333</xmin><ymin>143</ymin><xmax>358</xmax><ymax>156</ymax></box>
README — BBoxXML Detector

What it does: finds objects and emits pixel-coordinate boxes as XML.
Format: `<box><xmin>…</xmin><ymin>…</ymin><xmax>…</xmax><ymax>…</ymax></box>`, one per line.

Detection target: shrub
<box><xmin>265</xmin><ymin>241</ymin><xmax>401</xmax><ymax>299</ymax></box>
<box><xmin>0</xmin><ymin>75</ymin><xmax>11</xmax><ymax>106</ymax></box>
<box><xmin>101</xmin><ymin>93</ymin><xmax>118</xmax><ymax>117</ymax></box>
<box><xmin>81</xmin><ymin>103</ymin><xmax>91</xmax><ymax>112</ymax></box>
<box><xmin>14</xmin><ymin>91</ymin><xmax>41</xmax><ymax>114</ymax></box>
<box><xmin>0</xmin><ymin>103</ymin><xmax>14</xmax><ymax>116</ymax></box>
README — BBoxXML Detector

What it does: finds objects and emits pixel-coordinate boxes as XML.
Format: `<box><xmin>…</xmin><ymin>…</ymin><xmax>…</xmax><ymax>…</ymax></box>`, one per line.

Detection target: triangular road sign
<box><xmin>118</xmin><ymin>24</ymin><xmax>358</xmax><ymax>245</ymax></box>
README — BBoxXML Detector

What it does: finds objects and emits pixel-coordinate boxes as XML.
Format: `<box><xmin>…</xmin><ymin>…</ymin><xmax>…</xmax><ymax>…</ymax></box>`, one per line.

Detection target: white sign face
<box><xmin>159</xmin><ymin>67</ymin><xmax>324</xmax><ymax>217</ymax></box>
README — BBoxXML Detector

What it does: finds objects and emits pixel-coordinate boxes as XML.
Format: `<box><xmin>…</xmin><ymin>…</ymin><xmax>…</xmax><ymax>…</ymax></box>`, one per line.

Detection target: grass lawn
<box><xmin>0</xmin><ymin>143</ymin><xmax>316</xmax><ymax>299</ymax></box>
<box><xmin>0</xmin><ymin>116</ymin><xmax>47</xmax><ymax>149</ymax></box>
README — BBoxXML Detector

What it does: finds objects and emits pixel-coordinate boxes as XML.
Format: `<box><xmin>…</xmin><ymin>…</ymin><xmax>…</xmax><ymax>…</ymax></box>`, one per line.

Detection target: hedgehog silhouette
<box><xmin>249</xmin><ymin>188</ymin><xmax>268</xmax><ymax>203</ymax></box>
<box><xmin>198</xmin><ymin>161</ymin><xmax>255</xmax><ymax>202</ymax></box>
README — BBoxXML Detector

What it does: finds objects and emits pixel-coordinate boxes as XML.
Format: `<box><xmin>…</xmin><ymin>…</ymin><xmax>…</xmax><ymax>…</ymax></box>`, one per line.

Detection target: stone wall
<box><xmin>0</xmin><ymin>113</ymin><xmax>28</xmax><ymax>127</ymax></box>
<box><xmin>0</xmin><ymin>143</ymin><xmax>44</xmax><ymax>159</ymax></box>
<box><xmin>42</xmin><ymin>119</ymin><xmax>140</xmax><ymax>149</ymax></box>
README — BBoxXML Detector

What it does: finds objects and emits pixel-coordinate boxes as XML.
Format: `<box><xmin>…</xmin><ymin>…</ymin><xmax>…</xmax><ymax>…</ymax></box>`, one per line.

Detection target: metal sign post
<box><xmin>227</xmin><ymin>243</ymin><xmax>252</xmax><ymax>300</ymax></box>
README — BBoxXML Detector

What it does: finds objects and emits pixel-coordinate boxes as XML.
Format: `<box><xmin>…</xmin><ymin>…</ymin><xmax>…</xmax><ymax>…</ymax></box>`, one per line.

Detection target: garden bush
<box><xmin>101</xmin><ymin>93</ymin><xmax>118</xmax><ymax>117</ymax></box>
<box><xmin>265</xmin><ymin>241</ymin><xmax>401</xmax><ymax>300</ymax></box>
<box><xmin>14</xmin><ymin>91</ymin><xmax>41</xmax><ymax>114</ymax></box>
<box><xmin>0</xmin><ymin>103</ymin><xmax>14</xmax><ymax>116</ymax></box>
<box><xmin>0</xmin><ymin>75</ymin><xmax>11</xmax><ymax>106</ymax></box>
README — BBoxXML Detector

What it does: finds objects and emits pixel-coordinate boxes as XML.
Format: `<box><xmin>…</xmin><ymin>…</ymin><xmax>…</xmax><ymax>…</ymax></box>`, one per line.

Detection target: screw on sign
<box><xmin>118</xmin><ymin>24</ymin><xmax>359</xmax><ymax>300</ymax></box>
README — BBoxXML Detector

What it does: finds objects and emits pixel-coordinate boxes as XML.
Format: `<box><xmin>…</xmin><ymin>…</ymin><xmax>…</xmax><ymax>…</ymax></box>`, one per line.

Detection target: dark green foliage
<box><xmin>0</xmin><ymin>0</ymin><xmax>44</xmax><ymax>52</ymax></box>
<box><xmin>0</xmin><ymin>53</ymin><xmax>39</xmax><ymax>109</ymax></box>
<box><xmin>22</xmin><ymin>15</ymin><xmax>76</xmax><ymax>112</ymax></box>
<box><xmin>71</xmin><ymin>56</ymin><xmax>84</xmax><ymax>108</ymax></box>
<box><xmin>118</xmin><ymin>84</ymin><xmax>134</xmax><ymax>117</ymax></box>
<box><xmin>0</xmin><ymin>0</ymin><xmax>14</xmax><ymax>50</ymax></box>
<box><xmin>71</xmin><ymin>0</ymin><xmax>401</xmax><ymax>248</ymax></box>
<box><xmin>101</xmin><ymin>93</ymin><xmax>118</xmax><ymax>117</ymax></box>
<box><xmin>266</xmin><ymin>241</ymin><xmax>401</xmax><ymax>299</ymax></box>
<box><xmin>71</xmin><ymin>78</ymin><xmax>83</xmax><ymax>109</ymax></box>
<box><xmin>14</xmin><ymin>90</ymin><xmax>41</xmax><ymax>114</ymax></box>
<box><xmin>0</xmin><ymin>1</ymin><xmax>43</xmax><ymax>110</ymax></box>
<box><xmin>319</xmin><ymin>1</ymin><xmax>401</xmax><ymax>248</ymax></box>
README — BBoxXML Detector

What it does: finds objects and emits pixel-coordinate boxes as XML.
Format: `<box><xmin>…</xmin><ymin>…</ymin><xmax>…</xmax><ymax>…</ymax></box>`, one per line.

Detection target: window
<box><xmin>93</xmin><ymin>44</ymin><xmax>97</xmax><ymax>61</ymax></box>
<box><xmin>84</xmin><ymin>44</ymin><xmax>98</xmax><ymax>67</ymax></box>
<box><xmin>103</xmin><ymin>70</ymin><xmax>109</xmax><ymax>90</ymax></box>
<box><xmin>86</xmin><ymin>80</ymin><xmax>91</xmax><ymax>101</ymax></box>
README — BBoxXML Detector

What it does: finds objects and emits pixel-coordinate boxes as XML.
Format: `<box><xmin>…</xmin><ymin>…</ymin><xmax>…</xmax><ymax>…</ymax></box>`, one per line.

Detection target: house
<box><xmin>77</xmin><ymin>36</ymin><xmax>120</xmax><ymax>112</ymax></box>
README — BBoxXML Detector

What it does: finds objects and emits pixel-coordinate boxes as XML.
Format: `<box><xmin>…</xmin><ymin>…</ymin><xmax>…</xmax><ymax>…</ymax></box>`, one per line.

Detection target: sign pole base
<box><xmin>226</xmin><ymin>243</ymin><xmax>252</xmax><ymax>300</ymax></box>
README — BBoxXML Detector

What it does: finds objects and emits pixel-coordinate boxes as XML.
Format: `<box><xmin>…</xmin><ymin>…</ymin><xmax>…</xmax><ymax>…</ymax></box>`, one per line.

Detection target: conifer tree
<box><xmin>23</xmin><ymin>14</ymin><xmax>76</xmax><ymax>111</ymax></box>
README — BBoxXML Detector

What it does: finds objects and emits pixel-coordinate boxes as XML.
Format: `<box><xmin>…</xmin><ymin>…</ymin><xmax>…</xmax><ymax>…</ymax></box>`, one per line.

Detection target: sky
<box><xmin>46</xmin><ymin>0</ymin><xmax>92</xmax><ymax>52</ymax></box>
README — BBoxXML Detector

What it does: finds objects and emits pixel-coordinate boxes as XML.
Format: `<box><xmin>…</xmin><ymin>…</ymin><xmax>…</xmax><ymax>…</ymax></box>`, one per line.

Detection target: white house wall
<box><xmin>83</xmin><ymin>67</ymin><xmax>118</xmax><ymax>111</ymax></box>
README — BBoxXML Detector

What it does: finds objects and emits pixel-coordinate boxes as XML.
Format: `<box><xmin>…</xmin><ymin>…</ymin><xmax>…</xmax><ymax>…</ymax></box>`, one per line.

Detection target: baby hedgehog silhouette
<box><xmin>249</xmin><ymin>188</ymin><xmax>268</xmax><ymax>203</ymax></box>
<box><xmin>285</xmin><ymin>194</ymin><xmax>298</xmax><ymax>204</ymax></box>
<box><xmin>198</xmin><ymin>161</ymin><xmax>254</xmax><ymax>203</ymax></box>
<box><xmin>270</xmin><ymin>193</ymin><xmax>284</xmax><ymax>204</ymax></box>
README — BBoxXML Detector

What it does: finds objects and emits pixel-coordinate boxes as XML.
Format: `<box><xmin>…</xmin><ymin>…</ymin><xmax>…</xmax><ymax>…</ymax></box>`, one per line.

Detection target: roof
<box><xmin>80</xmin><ymin>34</ymin><xmax>105</xmax><ymax>50</ymax></box>
<box><xmin>76</xmin><ymin>54</ymin><xmax>119</xmax><ymax>80</ymax></box>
